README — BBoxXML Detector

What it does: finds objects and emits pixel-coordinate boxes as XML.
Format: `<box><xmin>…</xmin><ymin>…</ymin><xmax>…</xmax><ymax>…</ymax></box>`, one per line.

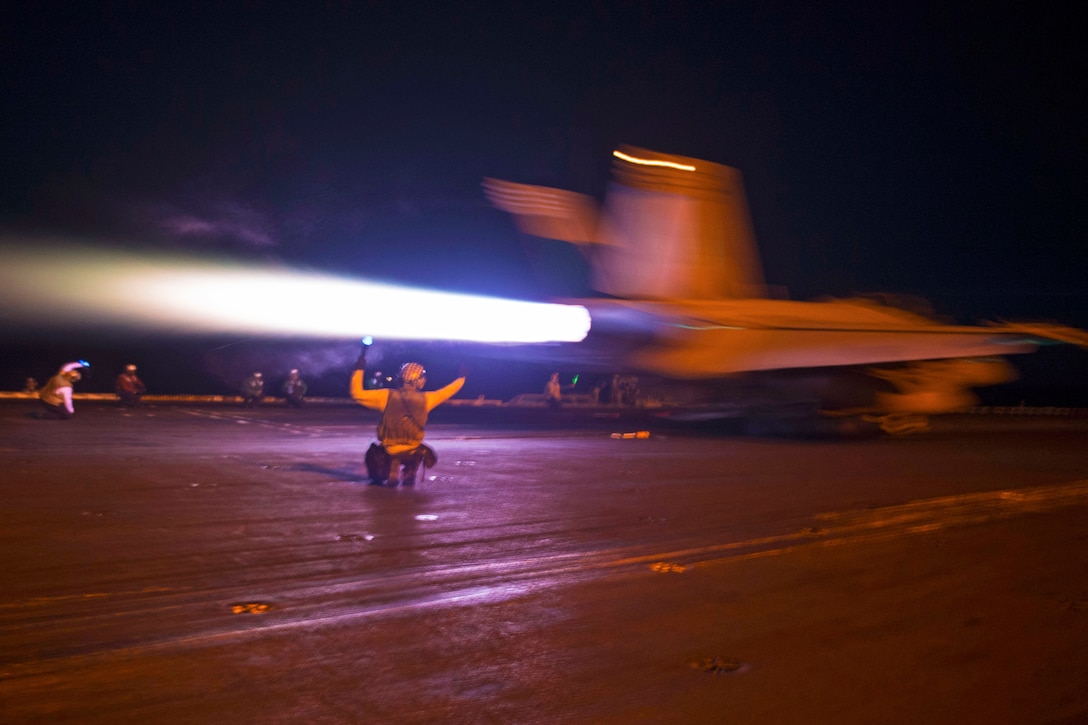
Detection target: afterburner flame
<box><xmin>0</xmin><ymin>243</ymin><xmax>591</xmax><ymax>343</ymax></box>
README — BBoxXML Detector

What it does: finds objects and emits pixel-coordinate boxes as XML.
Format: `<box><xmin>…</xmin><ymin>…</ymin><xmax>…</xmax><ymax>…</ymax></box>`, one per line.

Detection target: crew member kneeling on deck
<box><xmin>40</xmin><ymin>361</ymin><xmax>87</xmax><ymax>420</ymax></box>
<box><xmin>115</xmin><ymin>364</ymin><xmax>146</xmax><ymax>407</ymax></box>
<box><xmin>349</xmin><ymin>339</ymin><xmax>465</xmax><ymax>487</ymax></box>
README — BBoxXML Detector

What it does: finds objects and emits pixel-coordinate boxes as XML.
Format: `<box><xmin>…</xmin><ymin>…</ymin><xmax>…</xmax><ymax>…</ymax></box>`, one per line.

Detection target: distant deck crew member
<box><xmin>241</xmin><ymin>372</ymin><xmax>264</xmax><ymax>407</ymax></box>
<box><xmin>115</xmin><ymin>364</ymin><xmax>147</xmax><ymax>407</ymax></box>
<box><xmin>544</xmin><ymin>372</ymin><xmax>562</xmax><ymax>409</ymax></box>
<box><xmin>283</xmin><ymin>369</ymin><xmax>307</xmax><ymax>408</ymax></box>
<box><xmin>40</xmin><ymin>361</ymin><xmax>87</xmax><ymax>420</ymax></box>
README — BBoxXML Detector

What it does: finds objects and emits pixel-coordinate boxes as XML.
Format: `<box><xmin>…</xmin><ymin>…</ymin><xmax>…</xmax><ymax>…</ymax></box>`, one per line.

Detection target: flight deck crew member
<box><xmin>350</xmin><ymin>340</ymin><xmax>465</xmax><ymax>486</ymax></box>
<box><xmin>40</xmin><ymin>361</ymin><xmax>87</xmax><ymax>419</ymax></box>
<box><xmin>241</xmin><ymin>372</ymin><xmax>264</xmax><ymax>407</ymax></box>
<box><xmin>115</xmin><ymin>364</ymin><xmax>147</xmax><ymax>407</ymax></box>
<box><xmin>544</xmin><ymin>372</ymin><xmax>562</xmax><ymax>409</ymax></box>
<box><xmin>283</xmin><ymin>369</ymin><xmax>307</xmax><ymax>408</ymax></box>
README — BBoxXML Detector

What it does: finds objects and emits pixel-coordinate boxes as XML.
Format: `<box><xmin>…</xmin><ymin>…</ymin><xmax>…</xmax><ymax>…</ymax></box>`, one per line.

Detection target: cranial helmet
<box><xmin>399</xmin><ymin>362</ymin><xmax>426</xmax><ymax>384</ymax></box>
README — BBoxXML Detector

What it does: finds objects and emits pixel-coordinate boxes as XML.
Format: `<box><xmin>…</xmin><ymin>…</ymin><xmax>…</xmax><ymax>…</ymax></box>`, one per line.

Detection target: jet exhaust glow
<box><xmin>0</xmin><ymin>243</ymin><xmax>591</xmax><ymax>343</ymax></box>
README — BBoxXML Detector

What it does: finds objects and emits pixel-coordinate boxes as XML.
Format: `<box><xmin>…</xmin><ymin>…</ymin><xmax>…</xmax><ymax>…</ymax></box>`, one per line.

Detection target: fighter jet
<box><xmin>483</xmin><ymin>146</ymin><xmax>1088</xmax><ymax>434</ymax></box>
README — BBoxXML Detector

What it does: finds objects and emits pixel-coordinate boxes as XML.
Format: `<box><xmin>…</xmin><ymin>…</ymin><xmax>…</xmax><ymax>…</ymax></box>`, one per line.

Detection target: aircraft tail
<box><xmin>596</xmin><ymin>146</ymin><xmax>766</xmax><ymax>300</ymax></box>
<box><xmin>481</xmin><ymin>178</ymin><xmax>599</xmax><ymax>246</ymax></box>
<box><xmin>484</xmin><ymin>146</ymin><xmax>767</xmax><ymax>300</ymax></box>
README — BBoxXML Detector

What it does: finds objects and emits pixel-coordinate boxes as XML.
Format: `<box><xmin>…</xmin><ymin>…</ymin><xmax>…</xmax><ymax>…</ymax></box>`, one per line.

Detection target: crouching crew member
<box><xmin>240</xmin><ymin>372</ymin><xmax>264</xmax><ymax>407</ymax></box>
<box><xmin>283</xmin><ymin>369</ymin><xmax>307</xmax><ymax>408</ymax></box>
<box><xmin>350</xmin><ymin>339</ymin><xmax>465</xmax><ymax>486</ymax></box>
<box><xmin>40</xmin><ymin>361</ymin><xmax>87</xmax><ymax>419</ymax></box>
<box><xmin>115</xmin><ymin>364</ymin><xmax>147</xmax><ymax>407</ymax></box>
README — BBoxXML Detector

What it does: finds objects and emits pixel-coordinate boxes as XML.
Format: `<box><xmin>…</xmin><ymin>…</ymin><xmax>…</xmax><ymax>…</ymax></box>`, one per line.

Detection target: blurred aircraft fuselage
<box><xmin>484</xmin><ymin>146</ymin><xmax>1086</xmax><ymax>433</ymax></box>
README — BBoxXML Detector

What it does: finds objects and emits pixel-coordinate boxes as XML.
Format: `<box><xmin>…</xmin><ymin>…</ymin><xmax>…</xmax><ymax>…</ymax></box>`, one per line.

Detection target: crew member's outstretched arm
<box><xmin>349</xmin><ymin>339</ymin><xmax>388</xmax><ymax>410</ymax></box>
<box><xmin>424</xmin><ymin>376</ymin><xmax>466</xmax><ymax>412</ymax></box>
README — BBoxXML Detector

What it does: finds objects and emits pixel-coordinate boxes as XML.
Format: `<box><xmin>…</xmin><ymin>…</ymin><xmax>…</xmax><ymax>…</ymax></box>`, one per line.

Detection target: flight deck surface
<box><xmin>2</xmin><ymin>402</ymin><xmax>1087</xmax><ymax>723</ymax></box>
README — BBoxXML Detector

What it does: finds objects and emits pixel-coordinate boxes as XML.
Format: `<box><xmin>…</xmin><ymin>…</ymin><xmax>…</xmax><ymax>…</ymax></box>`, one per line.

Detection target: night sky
<box><xmin>3</xmin><ymin>2</ymin><xmax>1085</xmax><ymax>397</ymax></box>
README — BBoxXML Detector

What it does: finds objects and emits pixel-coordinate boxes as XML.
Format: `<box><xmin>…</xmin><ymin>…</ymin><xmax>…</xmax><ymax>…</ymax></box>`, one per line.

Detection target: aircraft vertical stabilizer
<box><xmin>594</xmin><ymin>146</ymin><xmax>767</xmax><ymax>300</ymax></box>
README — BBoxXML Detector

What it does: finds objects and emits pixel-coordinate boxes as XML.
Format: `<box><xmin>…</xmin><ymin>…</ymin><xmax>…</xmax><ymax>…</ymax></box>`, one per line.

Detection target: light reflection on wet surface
<box><xmin>2</xmin><ymin>405</ymin><xmax>1088</xmax><ymax>721</ymax></box>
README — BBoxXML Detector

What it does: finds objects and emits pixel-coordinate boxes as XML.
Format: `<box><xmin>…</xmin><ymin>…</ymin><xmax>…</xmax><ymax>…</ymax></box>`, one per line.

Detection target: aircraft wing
<box><xmin>982</xmin><ymin>321</ymin><xmax>1088</xmax><ymax>349</ymax></box>
<box><xmin>578</xmin><ymin>297</ymin><xmax>1076</xmax><ymax>378</ymax></box>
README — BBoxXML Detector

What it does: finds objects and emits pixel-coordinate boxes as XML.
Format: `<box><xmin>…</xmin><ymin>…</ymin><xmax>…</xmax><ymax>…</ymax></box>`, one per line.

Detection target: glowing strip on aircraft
<box><xmin>0</xmin><ymin>244</ymin><xmax>591</xmax><ymax>343</ymax></box>
<box><xmin>612</xmin><ymin>150</ymin><xmax>696</xmax><ymax>172</ymax></box>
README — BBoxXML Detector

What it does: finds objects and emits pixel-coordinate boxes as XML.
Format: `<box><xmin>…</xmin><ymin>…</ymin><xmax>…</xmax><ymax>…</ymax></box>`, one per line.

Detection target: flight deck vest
<box><xmin>377</xmin><ymin>388</ymin><xmax>428</xmax><ymax>448</ymax></box>
<box><xmin>39</xmin><ymin>374</ymin><xmax>69</xmax><ymax>407</ymax></box>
